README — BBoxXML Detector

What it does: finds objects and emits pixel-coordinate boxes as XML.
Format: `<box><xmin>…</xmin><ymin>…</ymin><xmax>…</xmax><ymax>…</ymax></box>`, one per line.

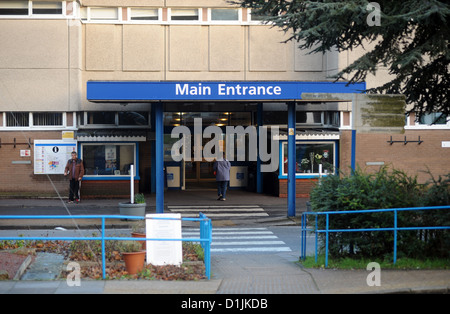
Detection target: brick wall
<box><xmin>0</xmin><ymin>131</ymin><xmax>67</xmax><ymax>196</ymax></box>
<box><xmin>0</xmin><ymin>131</ymin><xmax>147</xmax><ymax>198</ymax></box>
<box><xmin>278</xmin><ymin>178</ymin><xmax>318</xmax><ymax>198</ymax></box>
<box><xmin>340</xmin><ymin>129</ymin><xmax>450</xmax><ymax>183</ymax></box>
<box><xmin>80</xmin><ymin>180</ymin><xmax>139</xmax><ymax>198</ymax></box>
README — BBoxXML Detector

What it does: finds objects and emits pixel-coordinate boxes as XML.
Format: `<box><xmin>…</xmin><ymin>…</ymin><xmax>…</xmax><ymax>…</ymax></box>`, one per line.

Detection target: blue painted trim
<box><xmin>82</xmin><ymin>176</ymin><xmax>141</xmax><ymax>181</ymax></box>
<box><xmin>155</xmin><ymin>102</ymin><xmax>164</xmax><ymax>213</ymax></box>
<box><xmin>256</xmin><ymin>103</ymin><xmax>263</xmax><ymax>194</ymax></box>
<box><xmin>351</xmin><ymin>129</ymin><xmax>356</xmax><ymax>173</ymax></box>
<box><xmin>278</xmin><ymin>174</ymin><xmax>328</xmax><ymax>180</ymax></box>
<box><xmin>35</xmin><ymin>143</ymin><xmax>77</xmax><ymax>146</ymax></box>
<box><xmin>287</xmin><ymin>102</ymin><xmax>296</xmax><ymax>217</ymax></box>
<box><xmin>87</xmin><ymin>81</ymin><xmax>366</xmax><ymax>101</ymax></box>
<box><xmin>78</xmin><ymin>142</ymin><xmax>140</xmax><ymax>182</ymax></box>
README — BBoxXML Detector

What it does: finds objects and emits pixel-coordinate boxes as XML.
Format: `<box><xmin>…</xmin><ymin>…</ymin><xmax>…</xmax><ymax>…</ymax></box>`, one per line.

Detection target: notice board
<box><xmin>34</xmin><ymin>140</ymin><xmax>77</xmax><ymax>174</ymax></box>
<box><xmin>145</xmin><ymin>213</ymin><xmax>183</xmax><ymax>266</ymax></box>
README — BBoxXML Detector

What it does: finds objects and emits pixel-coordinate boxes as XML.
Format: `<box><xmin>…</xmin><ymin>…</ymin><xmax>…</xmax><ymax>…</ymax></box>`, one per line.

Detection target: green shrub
<box><xmin>309</xmin><ymin>166</ymin><xmax>450</xmax><ymax>260</ymax></box>
<box><xmin>134</xmin><ymin>193</ymin><xmax>146</xmax><ymax>204</ymax></box>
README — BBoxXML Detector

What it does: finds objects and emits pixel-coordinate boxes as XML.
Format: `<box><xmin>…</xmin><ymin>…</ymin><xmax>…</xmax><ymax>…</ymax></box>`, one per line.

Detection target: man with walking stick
<box><xmin>64</xmin><ymin>151</ymin><xmax>84</xmax><ymax>203</ymax></box>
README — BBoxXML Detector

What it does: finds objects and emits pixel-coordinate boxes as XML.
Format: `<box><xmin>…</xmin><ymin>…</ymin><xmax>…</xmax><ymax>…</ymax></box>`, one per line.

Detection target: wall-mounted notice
<box><xmin>145</xmin><ymin>213</ymin><xmax>182</xmax><ymax>266</ymax></box>
<box><xmin>34</xmin><ymin>140</ymin><xmax>77</xmax><ymax>174</ymax></box>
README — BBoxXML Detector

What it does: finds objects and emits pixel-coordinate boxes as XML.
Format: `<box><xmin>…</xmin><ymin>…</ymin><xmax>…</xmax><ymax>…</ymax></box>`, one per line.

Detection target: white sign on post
<box><xmin>145</xmin><ymin>213</ymin><xmax>183</xmax><ymax>266</ymax></box>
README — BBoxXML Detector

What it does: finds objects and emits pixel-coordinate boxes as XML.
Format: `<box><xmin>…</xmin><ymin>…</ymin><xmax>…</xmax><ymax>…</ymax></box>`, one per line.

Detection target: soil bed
<box><xmin>0</xmin><ymin>240</ymin><xmax>206</xmax><ymax>281</ymax></box>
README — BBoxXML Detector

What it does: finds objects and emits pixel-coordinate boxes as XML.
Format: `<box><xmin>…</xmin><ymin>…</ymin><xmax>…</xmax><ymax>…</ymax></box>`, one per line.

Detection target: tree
<box><xmin>233</xmin><ymin>0</ymin><xmax>450</xmax><ymax>121</ymax></box>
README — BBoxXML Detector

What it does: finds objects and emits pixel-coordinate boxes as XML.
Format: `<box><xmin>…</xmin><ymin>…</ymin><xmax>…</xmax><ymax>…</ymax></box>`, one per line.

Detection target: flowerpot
<box><xmin>131</xmin><ymin>232</ymin><xmax>146</xmax><ymax>250</ymax></box>
<box><xmin>119</xmin><ymin>202</ymin><xmax>146</xmax><ymax>217</ymax></box>
<box><xmin>122</xmin><ymin>251</ymin><xmax>146</xmax><ymax>275</ymax></box>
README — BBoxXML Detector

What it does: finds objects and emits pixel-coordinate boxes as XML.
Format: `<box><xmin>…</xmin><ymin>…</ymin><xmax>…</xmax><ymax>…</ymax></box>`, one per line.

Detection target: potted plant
<box><xmin>119</xmin><ymin>193</ymin><xmax>147</xmax><ymax>217</ymax></box>
<box><xmin>118</xmin><ymin>240</ymin><xmax>146</xmax><ymax>275</ymax></box>
<box><xmin>131</xmin><ymin>219</ymin><xmax>146</xmax><ymax>250</ymax></box>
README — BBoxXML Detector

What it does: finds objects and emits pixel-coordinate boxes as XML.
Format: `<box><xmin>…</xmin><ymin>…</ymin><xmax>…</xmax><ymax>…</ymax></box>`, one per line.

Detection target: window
<box><xmin>324</xmin><ymin>111</ymin><xmax>340</xmax><ymax>127</ymax></box>
<box><xmin>211</xmin><ymin>8</ymin><xmax>239</xmax><ymax>21</ymax></box>
<box><xmin>130</xmin><ymin>8</ymin><xmax>158</xmax><ymax>20</ymax></box>
<box><xmin>32</xmin><ymin>1</ymin><xmax>62</xmax><ymax>15</ymax></box>
<box><xmin>89</xmin><ymin>7</ymin><xmax>118</xmax><ymax>21</ymax></box>
<box><xmin>118</xmin><ymin>111</ymin><xmax>149</xmax><ymax>126</ymax></box>
<box><xmin>249</xmin><ymin>9</ymin><xmax>267</xmax><ymax>22</ymax></box>
<box><xmin>33</xmin><ymin>113</ymin><xmax>63</xmax><ymax>126</ymax></box>
<box><xmin>297</xmin><ymin>112</ymin><xmax>322</xmax><ymax>124</ymax></box>
<box><xmin>0</xmin><ymin>1</ymin><xmax>28</xmax><ymax>15</ymax></box>
<box><xmin>87</xmin><ymin>112</ymin><xmax>116</xmax><ymax>125</ymax></box>
<box><xmin>282</xmin><ymin>142</ymin><xmax>336</xmax><ymax>176</ymax></box>
<box><xmin>80</xmin><ymin>111</ymin><xmax>150</xmax><ymax>127</ymax></box>
<box><xmin>81</xmin><ymin>143</ymin><xmax>135</xmax><ymax>176</ymax></box>
<box><xmin>419</xmin><ymin>112</ymin><xmax>447</xmax><ymax>125</ymax></box>
<box><xmin>170</xmin><ymin>8</ymin><xmax>199</xmax><ymax>21</ymax></box>
<box><xmin>6</xmin><ymin>112</ymin><xmax>29</xmax><ymax>127</ymax></box>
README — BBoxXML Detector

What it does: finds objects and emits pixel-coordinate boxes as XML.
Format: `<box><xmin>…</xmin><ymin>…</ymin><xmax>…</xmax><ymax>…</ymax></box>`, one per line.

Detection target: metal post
<box><xmin>130</xmin><ymin>164</ymin><xmax>134</xmax><ymax>204</ymax></box>
<box><xmin>155</xmin><ymin>102</ymin><xmax>164</xmax><ymax>213</ymax></box>
<box><xmin>315</xmin><ymin>215</ymin><xmax>318</xmax><ymax>264</ymax></box>
<box><xmin>256</xmin><ymin>103</ymin><xmax>263</xmax><ymax>194</ymax></box>
<box><xmin>102</xmin><ymin>217</ymin><xmax>106</xmax><ymax>279</ymax></box>
<box><xmin>325</xmin><ymin>214</ymin><xmax>329</xmax><ymax>267</ymax></box>
<box><xmin>351</xmin><ymin>129</ymin><xmax>356</xmax><ymax>173</ymax></box>
<box><xmin>287</xmin><ymin>101</ymin><xmax>296</xmax><ymax>217</ymax></box>
<box><xmin>394</xmin><ymin>210</ymin><xmax>397</xmax><ymax>264</ymax></box>
<box><xmin>205</xmin><ymin>219</ymin><xmax>212</xmax><ymax>280</ymax></box>
<box><xmin>300</xmin><ymin>213</ymin><xmax>304</xmax><ymax>260</ymax></box>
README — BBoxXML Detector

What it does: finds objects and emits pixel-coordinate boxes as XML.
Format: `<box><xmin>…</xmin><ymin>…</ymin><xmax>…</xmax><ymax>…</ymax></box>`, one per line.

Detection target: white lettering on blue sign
<box><xmin>176</xmin><ymin>83</ymin><xmax>212</xmax><ymax>96</ymax></box>
<box><xmin>175</xmin><ymin>83</ymin><xmax>282</xmax><ymax>97</ymax></box>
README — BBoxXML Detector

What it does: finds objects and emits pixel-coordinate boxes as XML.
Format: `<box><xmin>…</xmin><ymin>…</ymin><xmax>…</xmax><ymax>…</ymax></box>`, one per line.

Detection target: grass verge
<box><xmin>299</xmin><ymin>255</ymin><xmax>450</xmax><ymax>270</ymax></box>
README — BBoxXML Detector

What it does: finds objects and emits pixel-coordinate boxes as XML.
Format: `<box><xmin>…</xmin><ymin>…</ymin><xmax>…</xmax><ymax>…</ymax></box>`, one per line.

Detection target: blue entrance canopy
<box><xmin>87</xmin><ymin>81</ymin><xmax>366</xmax><ymax>101</ymax></box>
<box><xmin>86</xmin><ymin>80</ymin><xmax>366</xmax><ymax>215</ymax></box>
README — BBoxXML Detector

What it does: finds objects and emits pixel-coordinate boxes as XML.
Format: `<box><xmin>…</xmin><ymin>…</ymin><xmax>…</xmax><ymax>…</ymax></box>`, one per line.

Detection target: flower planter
<box><xmin>131</xmin><ymin>232</ymin><xmax>146</xmax><ymax>250</ymax></box>
<box><xmin>119</xmin><ymin>202</ymin><xmax>146</xmax><ymax>217</ymax></box>
<box><xmin>122</xmin><ymin>251</ymin><xmax>146</xmax><ymax>275</ymax></box>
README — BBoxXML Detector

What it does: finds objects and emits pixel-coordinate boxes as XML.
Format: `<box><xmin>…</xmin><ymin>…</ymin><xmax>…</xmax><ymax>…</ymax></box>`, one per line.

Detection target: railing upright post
<box><xmin>102</xmin><ymin>217</ymin><xmax>106</xmax><ymax>280</ymax></box>
<box><xmin>205</xmin><ymin>219</ymin><xmax>212</xmax><ymax>280</ymax></box>
<box><xmin>300</xmin><ymin>213</ymin><xmax>305</xmax><ymax>260</ymax></box>
<box><xmin>394</xmin><ymin>210</ymin><xmax>398</xmax><ymax>265</ymax></box>
<box><xmin>315</xmin><ymin>214</ymin><xmax>318</xmax><ymax>264</ymax></box>
<box><xmin>325</xmin><ymin>213</ymin><xmax>329</xmax><ymax>267</ymax></box>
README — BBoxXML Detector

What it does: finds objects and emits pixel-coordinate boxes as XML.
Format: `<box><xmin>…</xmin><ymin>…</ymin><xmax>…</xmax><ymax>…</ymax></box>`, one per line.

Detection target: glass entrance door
<box><xmin>185</xmin><ymin>160</ymin><xmax>216</xmax><ymax>189</ymax></box>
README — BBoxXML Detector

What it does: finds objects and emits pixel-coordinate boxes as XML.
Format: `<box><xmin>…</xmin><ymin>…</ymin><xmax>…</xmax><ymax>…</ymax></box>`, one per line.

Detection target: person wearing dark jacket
<box><xmin>64</xmin><ymin>151</ymin><xmax>85</xmax><ymax>203</ymax></box>
<box><xmin>213</xmin><ymin>153</ymin><xmax>231</xmax><ymax>201</ymax></box>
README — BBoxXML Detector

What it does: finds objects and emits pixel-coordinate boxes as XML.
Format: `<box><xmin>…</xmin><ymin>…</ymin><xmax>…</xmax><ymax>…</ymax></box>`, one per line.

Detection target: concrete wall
<box><xmin>0</xmin><ymin>19</ymin><xmax>82</xmax><ymax>112</ymax></box>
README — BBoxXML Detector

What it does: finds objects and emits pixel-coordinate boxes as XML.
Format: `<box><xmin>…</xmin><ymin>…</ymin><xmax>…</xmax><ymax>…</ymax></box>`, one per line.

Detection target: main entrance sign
<box><xmin>87</xmin><ymin>81</ymin><xmax>366</xmax><ymax>101</ymax></box>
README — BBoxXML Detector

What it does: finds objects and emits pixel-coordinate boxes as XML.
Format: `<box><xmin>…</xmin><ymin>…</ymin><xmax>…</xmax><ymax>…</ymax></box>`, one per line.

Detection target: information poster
<box><xmin>34</xmin><ymin>140</ymin><xmax>77</xmax><ymax>174</ymax></box>
<box><xmin>145</xmin><ymin>213</ymin><xmax>183</xmax><ymax>266</ymax></box>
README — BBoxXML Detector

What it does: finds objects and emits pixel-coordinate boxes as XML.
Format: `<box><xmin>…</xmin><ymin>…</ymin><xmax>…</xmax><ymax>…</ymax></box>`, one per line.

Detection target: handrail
<box><xmin>0</xmin><ymin>214</ymin><xmax>213</xmax><ymax>280</ymax></box>
<box><xmin>300</xmin><ymin>205</ymin><xmax>450</xmax><ymax>267</ymax></box>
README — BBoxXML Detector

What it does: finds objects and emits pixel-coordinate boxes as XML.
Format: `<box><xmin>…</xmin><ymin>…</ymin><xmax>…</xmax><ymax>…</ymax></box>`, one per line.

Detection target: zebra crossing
<box><xmin>183</xmin><ymin>227</ymin><xmax>292</xmax><ymax>253</ymax></box>
<box><xmin>168</xmin><ymin>205</ymin><xmax>269</xmax><ymax>219</ymax></box>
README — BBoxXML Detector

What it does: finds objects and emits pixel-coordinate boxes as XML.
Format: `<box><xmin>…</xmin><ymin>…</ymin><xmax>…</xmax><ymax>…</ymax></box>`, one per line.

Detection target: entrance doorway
<box><xmin>184</xmin><ymin>160</ymin><xmax>216</xmax><ymax>189</ymax></box>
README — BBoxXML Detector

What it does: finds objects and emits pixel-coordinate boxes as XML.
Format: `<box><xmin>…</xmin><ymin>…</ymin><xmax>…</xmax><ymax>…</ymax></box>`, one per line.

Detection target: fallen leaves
<box><xmin>1</xmin><ymin>239</ymin><xmax>206</xmax><ymax>281</ymax></box>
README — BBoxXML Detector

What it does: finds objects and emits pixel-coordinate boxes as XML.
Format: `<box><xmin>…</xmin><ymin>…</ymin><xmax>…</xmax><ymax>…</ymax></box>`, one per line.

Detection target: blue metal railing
<box><xmin>0</xmin><ymin>214</ymin><xmax>213</xmax><ymax>280</ymax></box>
<box><xmin>300</xmin><ymin>205</ymin><xmax>450</xmax><ymax>267</ymax></box>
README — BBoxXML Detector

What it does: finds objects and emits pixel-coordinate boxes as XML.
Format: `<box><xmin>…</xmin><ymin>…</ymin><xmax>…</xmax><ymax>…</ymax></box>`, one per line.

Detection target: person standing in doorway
<box><xmin>64</xmin><ymin>151</ymin><xmax>84</xmax><ymax>203</ymax></box>
<box><xmin>213</xmin><ymin>152</ymin><xmax>231</xmax><ymax>201</ymax></box>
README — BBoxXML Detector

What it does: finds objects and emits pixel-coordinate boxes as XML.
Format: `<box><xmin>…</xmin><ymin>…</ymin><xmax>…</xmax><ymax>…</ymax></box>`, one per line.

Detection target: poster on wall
<box><xmin>34</xmin><ymin>140</ymin><xmax>77</xmax><ymax>174</ymax></box>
